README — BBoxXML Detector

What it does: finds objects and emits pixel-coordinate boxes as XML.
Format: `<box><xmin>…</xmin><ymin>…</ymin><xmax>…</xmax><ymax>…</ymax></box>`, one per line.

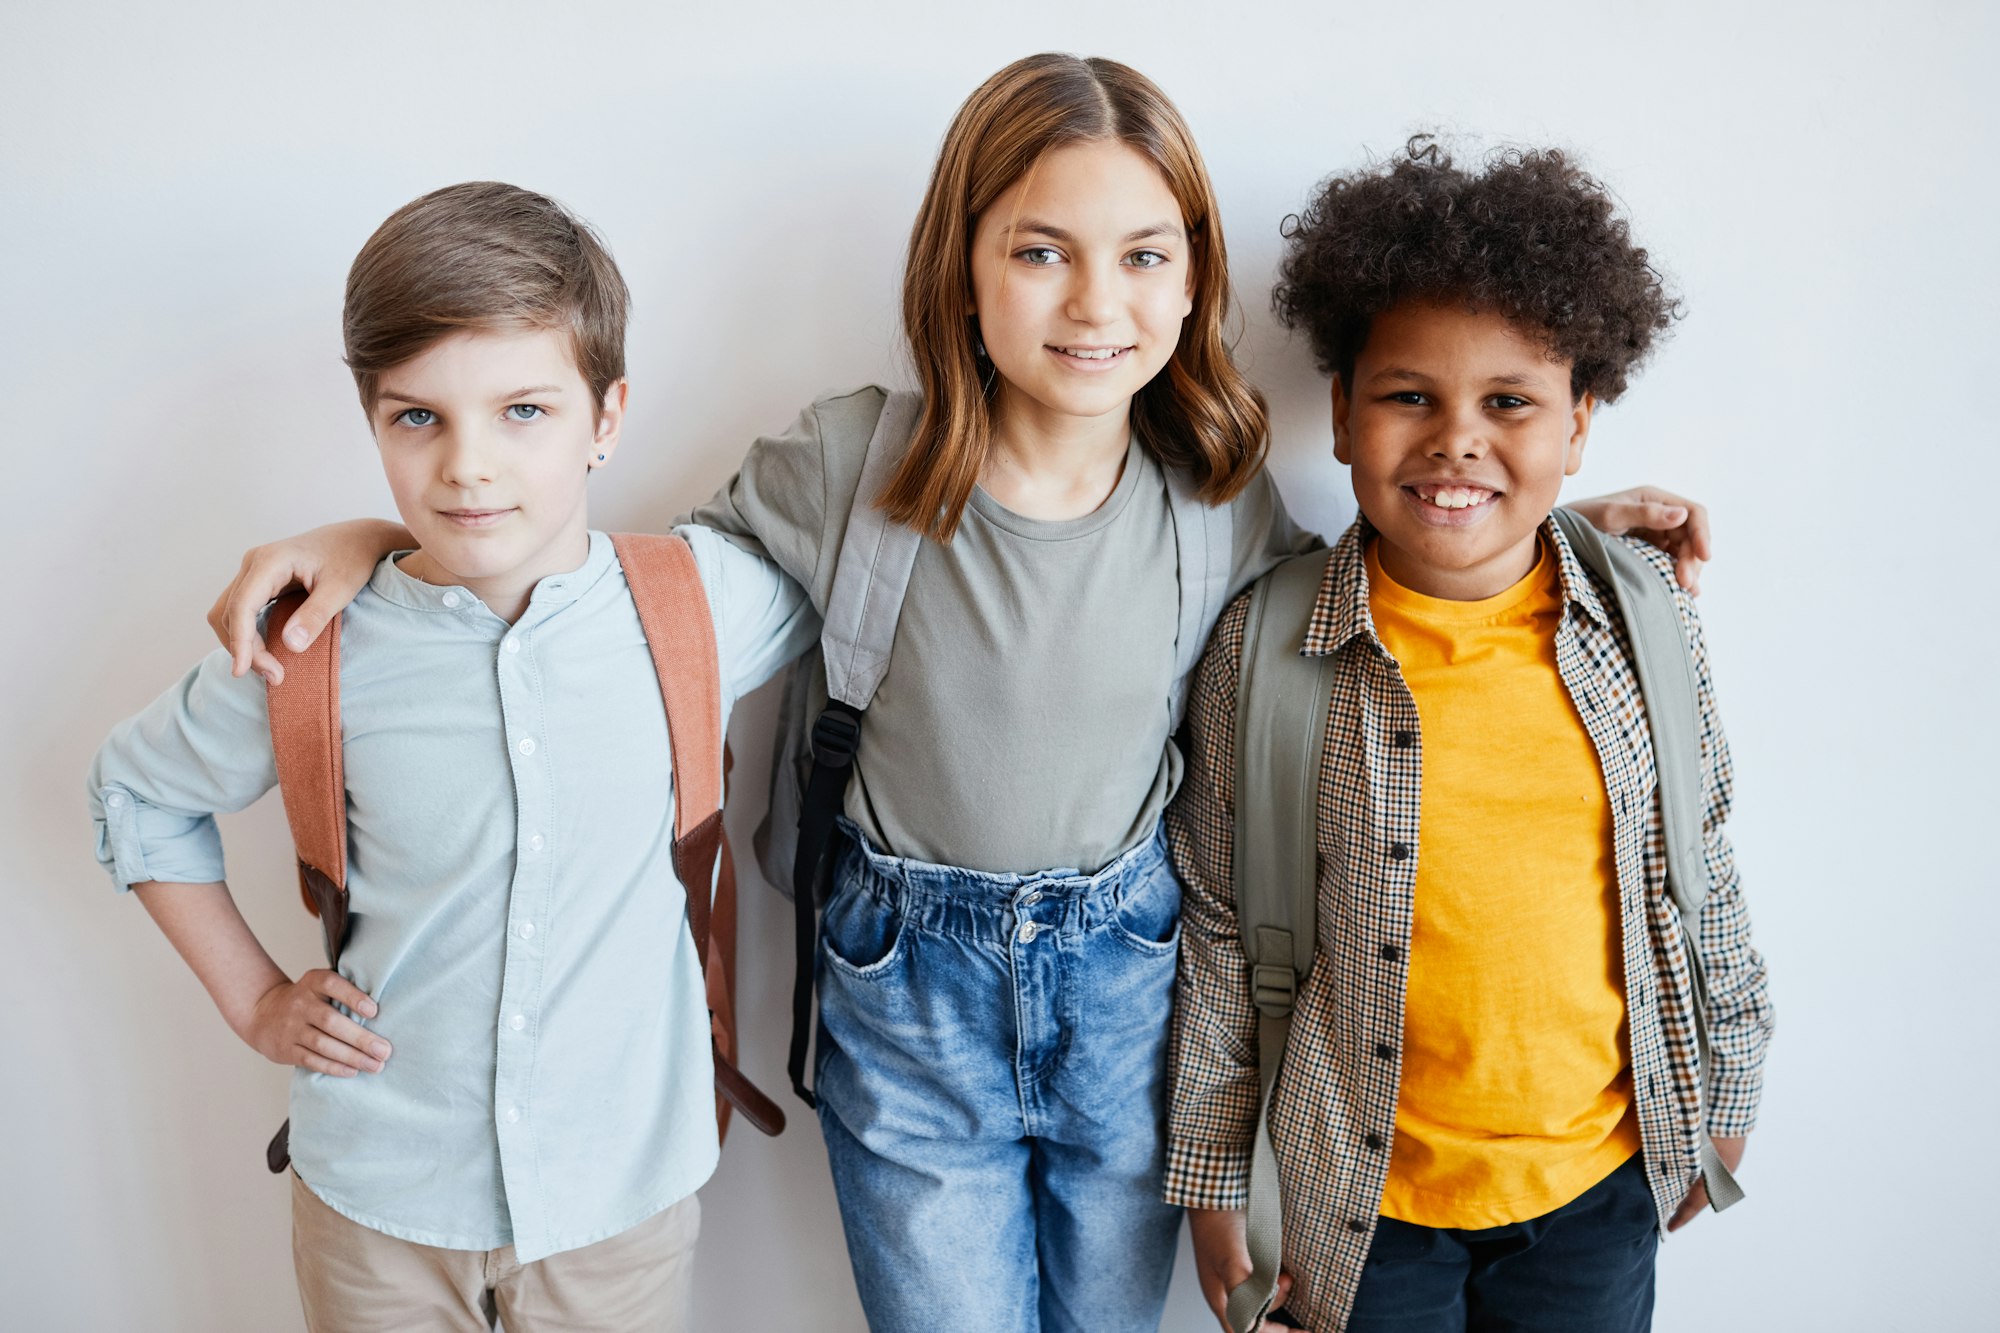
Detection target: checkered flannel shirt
<box><xmin>1163</xmin><ymin>516</ymin><xmax>1773</xmax><ymax>1331</ymax></box>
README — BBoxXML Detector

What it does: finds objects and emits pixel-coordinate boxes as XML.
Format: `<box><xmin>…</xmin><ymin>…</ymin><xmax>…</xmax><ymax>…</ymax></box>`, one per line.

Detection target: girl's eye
<box><xmin>1126</xmin><ymin>250</ymin><xmax>1168</xmax><ymax>269</ymax></box>
<box><xmin>1017</xmin><ymin>246</ymin><xmax>1062</xmax><ymax>266</ymax></box>
<box><xmin>394</xmin><ymin>408</ymin><xmax>436</xmax><ymax>428</ymax></box>
<box><xmin>506</xmin><ymin>404</ymin><xmax>545</xmax><ymax>421</ymax></box>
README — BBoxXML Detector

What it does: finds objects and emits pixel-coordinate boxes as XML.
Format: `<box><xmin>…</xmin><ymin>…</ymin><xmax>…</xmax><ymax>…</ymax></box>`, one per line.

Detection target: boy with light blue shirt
<box><xmin>87</xmin><ymin>181</ymin><xmax>815</xmax><ymax>1330</ymax></box>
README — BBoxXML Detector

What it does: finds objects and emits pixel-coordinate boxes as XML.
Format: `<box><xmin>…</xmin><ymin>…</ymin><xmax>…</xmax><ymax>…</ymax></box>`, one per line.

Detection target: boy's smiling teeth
<box><xmin>1411</xmin><ymin>483</ymin><xmax>1496</xmax><ymax>510</ymax></box>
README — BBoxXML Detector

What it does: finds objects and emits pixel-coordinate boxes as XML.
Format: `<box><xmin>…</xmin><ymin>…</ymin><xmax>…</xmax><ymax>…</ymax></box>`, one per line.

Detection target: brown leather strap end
<box><xmin>714</xmin><ymin>1049</ymin><xmax>787</xmax><ymax>1137</ymax></box>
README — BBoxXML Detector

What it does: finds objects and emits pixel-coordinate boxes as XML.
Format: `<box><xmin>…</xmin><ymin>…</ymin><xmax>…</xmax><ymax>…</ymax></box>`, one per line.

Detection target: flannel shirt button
<box><xmin>1389</xmin><ymin>842</ymin><xmax>1410</xmax><ymax>861</ymax></box>
<box><xmin>1347</xmin><ymin>1219</ymin><xmax>1368</xmax><ymax>1234</ymax></box>
<box><xmin>1364</xmin><ymin>1133</ymin><xmax>1385</xmax><ymax>1150</ymax></box>
<box><xmin>1379</xmin><ymin>944</ymin><xmax>1401</xmax><ymax>962</ymax></box>
<box><xmin>1374</xmin><ymin>1043</ymin><xmax>1395</xmax><ymax>1060</ymax></box>
<box><xmin>1394</xmin><ymin>730</ymin><xmax>1413</xmax><ymax>749</ymax></box>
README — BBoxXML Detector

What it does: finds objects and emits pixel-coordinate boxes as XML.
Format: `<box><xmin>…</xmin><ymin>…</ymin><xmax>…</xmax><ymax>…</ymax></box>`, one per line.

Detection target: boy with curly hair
<box><xmin>1165</xmin><ymin>140</ymin><xmax>1773</xmax><ymax>1332</ymax></box>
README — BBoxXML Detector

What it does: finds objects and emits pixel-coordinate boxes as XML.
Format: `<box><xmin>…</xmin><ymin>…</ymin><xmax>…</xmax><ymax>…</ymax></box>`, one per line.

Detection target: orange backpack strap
<box><xmin>261</xmin><ymin>592</ymin><xmax>349</xmax><ymax>1175</ymax></box>
<box><xmin>265</xmin><ymin>592</ymin><xmax>349</xmax><ymax>965</ymax></box>
<box><xmin>612</xmin><ymin>533</ymin><xmax>786</xmax><ymax>1140</ymax></box>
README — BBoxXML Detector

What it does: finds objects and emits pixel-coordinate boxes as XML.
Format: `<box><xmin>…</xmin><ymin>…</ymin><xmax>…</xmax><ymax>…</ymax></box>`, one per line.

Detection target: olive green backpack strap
<box><xmin>1550</xmin><ymin>508</ymin><xmax>1743</xmax><ymax>1214</ymax></box>
<box><xmin>1227</xmin><ymin>549</ymin><xmax>1337</xmax><ymax>1333</ymax></box>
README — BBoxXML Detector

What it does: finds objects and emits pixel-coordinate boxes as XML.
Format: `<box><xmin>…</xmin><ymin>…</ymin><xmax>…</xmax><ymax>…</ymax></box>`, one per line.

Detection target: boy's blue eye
<box><xmin>395</xmin><ymin>408</ymin><xmax>436</xmax><ymax>427</ymax></box>
<box><xmin>506</xmin><ymin>404</ymin><xmax>545</xmax><ymax>421</ymax></box>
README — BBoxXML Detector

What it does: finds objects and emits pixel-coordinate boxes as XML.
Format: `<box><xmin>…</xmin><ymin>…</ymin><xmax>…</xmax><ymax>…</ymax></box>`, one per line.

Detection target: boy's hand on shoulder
<box><xmin>242</xmin><ymin>969</ymin><xmax>392</xmax><ymax>1078</ymax></box>
<box><xmin>1565</xmin><ymin>486</ymin><xmax>1712</xmax><ymax>596</ymax></box>
<box><xmin>1188</xmin><ymin>1206</ymin><xmax>1293</xmax><ymax>1332</ymax></box>
<box><xmin>208</xmin><ymin>519</ymin><xmax>410</xmax><ymax>685</ymax></box>
<box><xmin>1668</xmin><ymin>1135</ymin><xmax>1748</xmax><ymax>1231</ymax></box>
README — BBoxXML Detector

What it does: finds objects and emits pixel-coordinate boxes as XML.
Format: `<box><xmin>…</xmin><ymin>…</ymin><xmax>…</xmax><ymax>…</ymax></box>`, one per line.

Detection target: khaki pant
<box><xmin>290</xmin><ymin>1172</ymin><xmax>699</xmax><ymax>1332</ymax></box>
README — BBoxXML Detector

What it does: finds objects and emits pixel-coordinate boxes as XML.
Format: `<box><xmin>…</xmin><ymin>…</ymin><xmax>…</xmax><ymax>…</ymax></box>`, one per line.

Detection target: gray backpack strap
<box><xmin>1166</xmin><ymin>465</ymin><xmax>1236</xmax><ymax>728</ymax></box>
<box><xmin>1228</xmin><ymin>550</ymin><xmax>1337</xmax><ymax>1333</ymax></box>
<box><xmin>785</xmin><ymin>389</ymin><xmax>924</xmax><ymax>1109</ymax></box>
<box><xmin>821</xmin><ymin>390</ymin><xmax>925</xmax><ymax>708</ymax></box>
<box><xmin>1550</xmin><ymin>508</ymin><xmax>1743</xmax><ymax>1214</ymax></box>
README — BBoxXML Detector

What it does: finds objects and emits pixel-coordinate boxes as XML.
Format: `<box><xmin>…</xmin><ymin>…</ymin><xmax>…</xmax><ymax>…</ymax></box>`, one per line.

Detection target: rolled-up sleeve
<box><xmin>87</xmin><ymin>645</ymin><xmax>279</xmax><ymax>891</ymax></box>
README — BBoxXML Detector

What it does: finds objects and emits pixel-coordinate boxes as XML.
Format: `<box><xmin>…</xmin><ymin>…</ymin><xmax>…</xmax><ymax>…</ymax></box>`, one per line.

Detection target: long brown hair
<box><xmin>885</xmin><ymin>53</ymin><xmax>1268</xmax><ymax>542</ymax></box>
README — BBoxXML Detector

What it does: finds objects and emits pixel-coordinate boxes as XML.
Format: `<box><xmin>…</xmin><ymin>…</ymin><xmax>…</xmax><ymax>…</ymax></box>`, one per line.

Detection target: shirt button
<box><xmin>505</xmin><ymin>1106</ymin><xmax>520</xmax><ymax>1124</ymax></box>
<box><xmin>1347</xmin><ymin>1219</ymin><xmax>1369</xmax><ymax>1234</ymax></box>
<box><xmin>1364</xmin><ymin>1133</ymin><xmax>1385</xmax><ymax>1151</ymax></box>
<box><xmin>1394</xmin><ymin>730</ymin><xmax>1414</xmax><ymax>749</ymax></box>
<box><xmin>518</xmin><ymin>921</ymin><xmax>536</xmax><ymax>940</ymax></box>
<box><xmin>1379</xmin><ymin>944</ymin><xmax>1401</xmax><ymax>962</ymax></box>
<box><xmin>518</xmin><ymin>737</ymin><xmax>537</xmax><ymax>757</ymax></box>
<box><xmin>1389</xmin><ymin>842</ymin><xmax>1410</xmax><ymax>861</ymax></box>
<box><xmin>504</xmin><ymin>636</ymin><xmax>521</xmax><ymax>654</ymax></box>
<box><xmin>527</xmin><ymin>833</ymin><xmax>545</xmax><ymax>852</ymax></box>
<box><xmin>105</xmin><ymin>792</ymin><xmax>125</xmax><ymax>809</ymax></box>
<box><xmin>1017</xmin><ymin>921</ymin><xmax>1039</xmax><ymax>944</ymax></box>
<box><xmin>1374</xmin><ymin>1043</ymin><xmax>1396</xmax><ymax>1061</ymax></box>
<box><xmin>442</xmin><ymin>591</ymin><xmax>462</xmax><ymax>609</ymax></box>
<box><xmin>509</xmin><ymin>1014</ymin><xmax>527</xmax><ymax>1031</ymax></box>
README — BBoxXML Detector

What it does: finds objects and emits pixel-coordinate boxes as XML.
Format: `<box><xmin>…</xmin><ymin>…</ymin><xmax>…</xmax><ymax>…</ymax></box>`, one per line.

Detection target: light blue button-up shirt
<box><xmin>88</xmin><ymin>528</ymin><xmax>815</xmax><ymax>1261</ymax></box>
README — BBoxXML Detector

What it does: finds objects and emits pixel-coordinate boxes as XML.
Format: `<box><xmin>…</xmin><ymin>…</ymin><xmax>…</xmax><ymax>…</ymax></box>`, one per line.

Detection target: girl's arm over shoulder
<box><xmin>207</xmin><ymin>518</ymin><xmax>411</xmax><ymax>684</ymax></box>
<box><xmin>680</xmin><ymin>388</ymin><xmax>893</xmax><ymax>608</ymax></box>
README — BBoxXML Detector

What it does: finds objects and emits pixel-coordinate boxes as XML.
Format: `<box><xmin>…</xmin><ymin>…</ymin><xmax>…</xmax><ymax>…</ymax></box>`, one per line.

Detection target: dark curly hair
<box><xmin>1272</xmin><ymin>137</ymin><xmax>1679</xmax><ymax>402</ymax></box>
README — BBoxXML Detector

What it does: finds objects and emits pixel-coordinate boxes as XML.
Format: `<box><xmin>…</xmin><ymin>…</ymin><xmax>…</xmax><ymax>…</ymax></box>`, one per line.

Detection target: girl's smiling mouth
<box><xmin>1048</xmin><ymin>344</ymin><xmax>1134</xmax><ymax>370</ymax></box>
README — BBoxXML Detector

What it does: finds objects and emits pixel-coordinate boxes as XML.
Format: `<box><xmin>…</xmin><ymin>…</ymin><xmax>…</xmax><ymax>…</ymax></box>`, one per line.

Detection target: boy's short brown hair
<box><xmin>344</xmin><ymin>181</ymin><xmax>629</xmax><ymax>412</ymax></box>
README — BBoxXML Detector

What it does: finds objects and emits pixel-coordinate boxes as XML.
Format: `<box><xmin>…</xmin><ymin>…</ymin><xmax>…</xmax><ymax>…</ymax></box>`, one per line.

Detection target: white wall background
<box><xmin>5</xmin><ymin>1</ymin><xmax>1994</xmax><ymax>1328</ymax></box>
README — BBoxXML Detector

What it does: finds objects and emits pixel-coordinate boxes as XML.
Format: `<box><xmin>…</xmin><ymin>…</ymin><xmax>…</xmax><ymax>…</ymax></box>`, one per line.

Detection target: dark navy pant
<box><xmin>1342</xmin><ymin>1153</ymin><xmax>1660</xmax><ymax>1333</ymax></box>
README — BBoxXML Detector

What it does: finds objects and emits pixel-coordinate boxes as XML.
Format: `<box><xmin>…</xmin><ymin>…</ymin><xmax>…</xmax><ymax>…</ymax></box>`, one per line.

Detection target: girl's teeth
<box><xmin>1061</xmin><ymin>347</ymin><xmax>1121</xmax><ymax>360</ymax></box>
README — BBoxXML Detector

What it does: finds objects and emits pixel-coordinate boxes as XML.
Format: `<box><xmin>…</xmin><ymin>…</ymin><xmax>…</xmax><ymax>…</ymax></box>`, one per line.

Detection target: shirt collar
<box><xmin>1300</xmin><ymin>511</ymin><xmax>1613</xmax><ymax>658</ymax></box>
<box><xmin>366</xmin><ymin>530</ymin><xmax>619</xmax><ymax>618</ymax></box>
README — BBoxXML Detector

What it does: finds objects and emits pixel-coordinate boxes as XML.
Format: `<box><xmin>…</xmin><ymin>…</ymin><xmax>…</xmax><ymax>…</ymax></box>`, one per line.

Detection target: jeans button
<box><xmin>1017</xmin><ymin>921</ymin><xmax>1039</xmax><ymax>944</ymax></box>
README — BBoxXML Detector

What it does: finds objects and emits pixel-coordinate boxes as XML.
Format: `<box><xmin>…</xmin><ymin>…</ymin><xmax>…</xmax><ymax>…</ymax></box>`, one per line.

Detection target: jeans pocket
<box><xmin>820</xmin><ymin>878</ymin><xmax>906</xmax><ymax>980</ymax></box>
<box><xmin>1108</xmin><ymin>862</ymin><xmax>1182</xmax><ymax>957</ymax></box>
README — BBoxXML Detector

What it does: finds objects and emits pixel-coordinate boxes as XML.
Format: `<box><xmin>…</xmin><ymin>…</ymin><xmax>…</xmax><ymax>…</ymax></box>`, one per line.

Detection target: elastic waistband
<box><xmin>837</xmin><ymin>819</ymin><xmax>1168</xmax><ymax>904</ymax></box>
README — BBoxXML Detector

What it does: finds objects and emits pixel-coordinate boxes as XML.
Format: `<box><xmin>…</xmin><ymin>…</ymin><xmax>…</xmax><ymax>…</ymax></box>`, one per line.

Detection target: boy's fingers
<box><xmin>1667</xmin><ymin>1183</ymin><xmax>1707</xmax><ymax>1231</ymax></box>
<box><xmin>307</xmin><ymin>969</ymin><xmax>380</xmax><ymax>1020</ymax></box>
<box><xmin>297</xmin><ymin>1048</ymin><xmax>360</xmax><ymax>1078</ymax></box>
<box><xmin>312</xmin><ymin>1006</ymin><xmax>392</xmax><ymax>1062</ymax></box>
<box><xmin>304</xmin><ymin>1029</ymin><xmax>384</xmax><ymax>1074</ymax></box>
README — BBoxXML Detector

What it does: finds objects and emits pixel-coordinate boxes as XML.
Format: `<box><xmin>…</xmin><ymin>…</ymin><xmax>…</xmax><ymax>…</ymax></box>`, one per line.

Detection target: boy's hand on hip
<box><xmin>208</xmin><ymin>519</ymin><xmax>410</xmax><ymax>685</ymax></box>
<box><xmin>1188</xmin><ymin>1206</ymin><xmax>1293</xmax><ymax>1332</ymax></box>
<box><xmin>1668</xmin><ymin>1135</ymin><xmax>1747</xmax><ymax>1231</ymax></box>
<box><xmin>1564</xmin><ymin>485</ymin><xmax>1712</xmax><ymax>596</ymax></box>
<box><xmin>243</xmin><ymin>969</ymin><xmax>391</xmax><ymax>1078</ymax></box>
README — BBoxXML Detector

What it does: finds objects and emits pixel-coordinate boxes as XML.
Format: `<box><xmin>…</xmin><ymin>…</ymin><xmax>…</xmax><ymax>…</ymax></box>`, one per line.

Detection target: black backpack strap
<box><xmin>788</xmin><ymin>700</ymin><xmax>862</xmax><ymax>1105</ymax></box>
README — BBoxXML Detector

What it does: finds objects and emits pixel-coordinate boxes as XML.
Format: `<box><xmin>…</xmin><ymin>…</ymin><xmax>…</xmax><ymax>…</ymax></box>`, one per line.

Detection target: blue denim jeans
<box><xmin>813</xmin><ymin>821</ymin><xmax>1185</xmax><ymax>1333</ymax></box>
<box><xmin>1343</xmin><ymin>1154</ymin><xmax>1660</xmax><ymax>1333</ymax></box>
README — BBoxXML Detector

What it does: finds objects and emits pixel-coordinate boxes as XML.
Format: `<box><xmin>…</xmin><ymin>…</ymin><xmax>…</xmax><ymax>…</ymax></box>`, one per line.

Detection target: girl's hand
<box><xmin>241</xmin><ymin>969</ymin><xmax>391</xmax><ymax>1078</ymax></box>
<box><xmin>1565</xmin><ymin>486</ymin><xmax>1712</xmax><ymax>595</ymax></box>
<box><xmin>1668</xmin><ymin>1135</ymin><xmax>1747</xmax><ymax>1231</ymax></box>
<box><xmin>207</xmin><ymin>519</ymin><xmax>411</xmax><ymax>684</ymax></box>
<box><xmin>1187</xmin><ymin>1206</ymin><xmax>1294</xmax><ymax>1332</ymax></box>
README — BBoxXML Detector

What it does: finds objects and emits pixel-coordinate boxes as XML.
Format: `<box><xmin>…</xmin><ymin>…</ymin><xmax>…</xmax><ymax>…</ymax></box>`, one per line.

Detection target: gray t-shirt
<box><xmin>687</xmin><ymin>386</ymin><xmax>1312</xmax><ymax>873</ymax></box>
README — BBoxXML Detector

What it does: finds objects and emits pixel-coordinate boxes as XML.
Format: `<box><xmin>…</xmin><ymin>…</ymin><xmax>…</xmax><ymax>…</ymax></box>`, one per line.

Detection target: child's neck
<box><xmin>400</xmin><ymin>526</ymin><xmax>592</xmax><ymax>624</ymax></box>
<box><xmin>981</xmin><ymin>392</ymin><xmax>1131</xmax><ymax>522</ymax></box>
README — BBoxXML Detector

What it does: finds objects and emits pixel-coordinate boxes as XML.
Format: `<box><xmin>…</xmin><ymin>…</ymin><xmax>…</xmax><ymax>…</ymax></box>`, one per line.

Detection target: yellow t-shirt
<box><xmin>1367</xmin><ymin>537</ymin><xmax>1641</xmax><ymax>1229</ymax></box>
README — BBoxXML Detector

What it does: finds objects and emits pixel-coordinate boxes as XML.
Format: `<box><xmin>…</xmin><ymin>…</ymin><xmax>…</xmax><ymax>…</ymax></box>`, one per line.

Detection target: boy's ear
<box><xmin>1564</xmin><ymin>390</ymin><xmax>1595</xmax><ymax>476</ymax></box>
<box><xmin>1331</xmin><ymin>376</ymin><xmax>1354</xmax><ymax>465</ymax></box>
<box><xmin>589</xmin><ymin>380</ymin><xmax>629</xmax><ymax>469</ymax></box>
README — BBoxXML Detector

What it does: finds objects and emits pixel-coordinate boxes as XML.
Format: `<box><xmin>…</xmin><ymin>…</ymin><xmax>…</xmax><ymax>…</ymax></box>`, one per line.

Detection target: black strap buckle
<box><xmin>810</xmin><ymin>702</ymin><xmax>862</xmax><ymax>766</ymax></box>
